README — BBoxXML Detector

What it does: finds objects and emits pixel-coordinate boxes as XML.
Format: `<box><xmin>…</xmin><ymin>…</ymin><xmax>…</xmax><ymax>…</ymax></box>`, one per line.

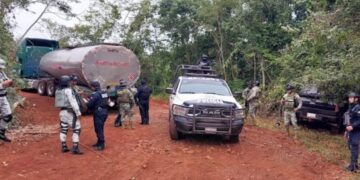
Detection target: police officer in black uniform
<box><xmin>346</xmin><ymin>92</ymin><xmax>360</xmax><ymax>172</ymax></box>
<box><xmin>87</xmin><ymin>81</ymin><xmax>109</xmax><ymax>151</ymax></box>
<box><xmin>135</xmin><ymin>80</ymin><xmax>152</xmax><ymax>125</ymax></box>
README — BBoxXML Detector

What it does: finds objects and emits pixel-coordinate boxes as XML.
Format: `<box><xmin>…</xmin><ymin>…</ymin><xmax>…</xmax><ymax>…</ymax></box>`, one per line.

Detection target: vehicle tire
<box><xmin>37</xmin><ymin>81</ymin><xmax>47</xmax><ymax>96</ymax></box>
<box><xmin>169</xmin><ymin>115</ymin><xmax>181</xmax><ymax>140</ymax></box>
<box><xmin>46</xmin><ymin>80</ymin><xmax>55</xmax><ymax>97</ymax></box>
<box><xmin>230</xmin><ymin>135</ymin><xmax>239</xmax><ymax>143</ymax></box>
<box><xmin>224</xmin><ymin>135</ymin><xmax>239</xmax><ymax>143</ymax></box>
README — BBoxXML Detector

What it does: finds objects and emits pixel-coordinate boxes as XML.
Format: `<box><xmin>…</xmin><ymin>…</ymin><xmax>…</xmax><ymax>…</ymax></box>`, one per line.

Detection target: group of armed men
<box><xmin>54</xmin><ymin>76</ymin><xmax>152</xmax><ymax>154</ymax></box>
<box><xmin>242</xmin><ymin>82</ymin><xmax>302</xmax><ymax>131</ymax></box>
<box><xmin>242</xmin><ymin>81</ymin><xmax>360</xmax><ymax>172</ymax></box>
<box><xmin>0</xmin><ymin>57</ymin><xmax>152</xmax><ymax>155</ymax></box>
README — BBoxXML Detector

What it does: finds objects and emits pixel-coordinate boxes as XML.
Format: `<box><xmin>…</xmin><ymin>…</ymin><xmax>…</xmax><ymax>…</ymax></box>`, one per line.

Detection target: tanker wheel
<box><xmin>46</xmin><ymin>81</ymin><xmax>55</xmax><ymax>97</ymax></box>
<box><xmin>37</xmin><ymin>81</ymin><xmax>47</xmax><ymax>96</ymax></box>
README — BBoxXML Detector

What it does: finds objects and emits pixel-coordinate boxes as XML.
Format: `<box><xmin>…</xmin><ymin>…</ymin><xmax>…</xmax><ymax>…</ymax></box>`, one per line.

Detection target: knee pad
<box><xmin>3</xmin><ymin>114</ymin><xmax>12</xmax><ymax>122</ymax></box>
<box><xmin>73</xmin><ymin>128</ymin><xmax>81</xmax><ymax>135</ymax></box>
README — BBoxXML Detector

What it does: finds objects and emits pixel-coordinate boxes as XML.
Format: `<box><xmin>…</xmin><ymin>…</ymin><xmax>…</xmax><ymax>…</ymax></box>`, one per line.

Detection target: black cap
<box><xmin>90</xmin><ymin>81</ymin><xmax>101</xmax><ymax>89</ymax></box>
<box><xmin>286</xmin><ymin>84</ymin><xmax>294</xmax><ymax>90</ymax></box>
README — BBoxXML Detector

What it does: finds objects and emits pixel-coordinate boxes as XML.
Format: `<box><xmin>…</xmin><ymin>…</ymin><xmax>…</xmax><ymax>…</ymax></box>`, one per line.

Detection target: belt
<box><xmin>61</xmin><ymin>107</ymin><xmax>73</xmax><ymax>111</ymax></box>
<box><xmin>0</xmin><ymin>93</ymin><xmax>7</xmax><ymax>97</ymax></box>
<box><xmin>97</xmin><ymin>106</ymin><xmax>108</xmax><ymax>111</ymax></box>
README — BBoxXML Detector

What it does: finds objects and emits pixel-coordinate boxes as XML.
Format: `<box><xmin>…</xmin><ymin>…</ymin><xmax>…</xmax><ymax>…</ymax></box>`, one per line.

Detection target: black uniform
<box><xmin>348</xmin><ymin>103</ymin><xmax>360</xmax><ymax>170</ymax></box>
<box><xmin>87</xmin><ymin>88</ymin><xmax>109</xmax><ymax>150</ymax></box>
<box><xmin>135</xmin><ymin>81</ymin><xmax>152</xmax><ymax>125</ymax></box>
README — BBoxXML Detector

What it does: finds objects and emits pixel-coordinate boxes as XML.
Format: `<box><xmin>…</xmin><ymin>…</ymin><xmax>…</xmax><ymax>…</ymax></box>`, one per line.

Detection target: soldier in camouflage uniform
<box><xmin>117</xmin><ymin>82</ymin><xmax>136</xmax><ymax>129</ymax></box>
<box><xmin>0</xmin><ymin>58</ymin><xmax>13</xmax><ymax>142</ymax></box>
<box><xmin>281</xmin><ymin>84</ymin><xmax>302</xmax><ymax>134</ymax></box>
<box><xmin>246</xmin><ymin>81</ymin><xmax>261</xmax><ymax>126</ymax></box>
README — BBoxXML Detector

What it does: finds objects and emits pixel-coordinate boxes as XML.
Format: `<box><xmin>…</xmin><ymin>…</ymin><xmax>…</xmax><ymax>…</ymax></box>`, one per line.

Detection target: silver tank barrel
<box><xmin>40</xmin><ymin>45</ymin><xmax>141</xmax><ymax>88</ymax></box>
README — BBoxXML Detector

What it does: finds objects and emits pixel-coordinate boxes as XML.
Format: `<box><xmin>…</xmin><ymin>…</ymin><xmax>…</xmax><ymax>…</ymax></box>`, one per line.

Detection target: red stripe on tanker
<box><xmin>39</xmin><ymin>45</ymin><xmax>140</xmax><ymax>88</ymax></box>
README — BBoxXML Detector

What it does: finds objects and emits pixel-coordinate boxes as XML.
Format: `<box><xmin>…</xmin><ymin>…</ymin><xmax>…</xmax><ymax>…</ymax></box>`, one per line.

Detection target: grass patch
<box><xmin>257</xmin><ymin>117</ymin><xmax>359</xmax><ymax>179</ymax></box>
<box><xmin>151</xmin><ymin>92</ymin><xmax>169</xmax><ymax>101</ymax></box>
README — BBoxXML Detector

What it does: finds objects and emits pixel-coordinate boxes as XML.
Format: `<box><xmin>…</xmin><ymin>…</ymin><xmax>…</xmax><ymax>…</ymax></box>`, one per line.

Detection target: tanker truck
<box><xmin>16</xmin><ymin>38</ymin><xmax>140</xmax><ymax>98</ymax></box>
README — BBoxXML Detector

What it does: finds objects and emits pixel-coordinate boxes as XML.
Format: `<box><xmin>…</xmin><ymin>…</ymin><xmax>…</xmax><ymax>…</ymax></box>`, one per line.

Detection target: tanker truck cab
<box><xmin>166</xmin><ymin>65</ymin><xmax>245</xmax><ymax>143</ymax></box>
<box><xmin>16</xmin><ymin>38</ymin><xmax>60</xmax><ymax>95</ymax></box>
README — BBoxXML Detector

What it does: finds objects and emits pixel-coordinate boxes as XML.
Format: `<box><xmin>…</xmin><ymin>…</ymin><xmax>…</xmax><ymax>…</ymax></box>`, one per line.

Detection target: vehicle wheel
<box><xmin>37</xmin><ymin>81</ymin><xmax>47</xmax><ymax>96</ymax></box>
<box><xmin>224</xmin><ymin>135</ymin><xmax>239</xmax><ymax>143</ymax></box>
<box><xmin>46</xmin><ymin>80</ymin><xmax>55</xmax><ymax>97</ymax></box>
<box><xmin>169</xmin><ymin>115</ymin><xmax>181</xmax><ymax>140</ymax></box>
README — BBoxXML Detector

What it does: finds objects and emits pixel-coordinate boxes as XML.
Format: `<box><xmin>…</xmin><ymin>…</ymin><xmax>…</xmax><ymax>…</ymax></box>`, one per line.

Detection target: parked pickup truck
<box><xmin>166</xmin><ymin>65</ymin><xmax>245</xmax><ymax>142</ymax></box>
<box><xmin>296</xmin><ymin>86</ymin><xmax>347</xmax><ymax>132</ymax></box>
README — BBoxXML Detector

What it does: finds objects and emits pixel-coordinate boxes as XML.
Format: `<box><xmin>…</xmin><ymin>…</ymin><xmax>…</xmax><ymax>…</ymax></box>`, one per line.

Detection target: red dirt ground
<box><xmin>0</xmin><ymin>92</ymin><xmax>347</xmax><ymax>180</ymax></box>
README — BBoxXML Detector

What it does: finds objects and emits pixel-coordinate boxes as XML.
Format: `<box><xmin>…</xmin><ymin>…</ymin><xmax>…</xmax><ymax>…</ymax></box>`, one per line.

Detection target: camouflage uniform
<box><xmin>281</xmin><ymin>93</ymin><xmax>302</xmax><ymax>130</ymax></box>
<box><xmin>247</xmin><ymin>85</ymin><xmax>261</xmax><ymax>125</ymax></box>
<box><xmin>0</xmin><ymin>68</ymin><xmax>13</xmax><ymax>142</ymax></box>
<box><xmin>117</xmin><ymin>88</ymin><xmax>135</xmax><ymax>129</ymax></box>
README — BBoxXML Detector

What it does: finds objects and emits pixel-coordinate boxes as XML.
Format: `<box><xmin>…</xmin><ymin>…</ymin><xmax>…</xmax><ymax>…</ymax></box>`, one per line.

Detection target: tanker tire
<box><xmin>169</xmin><ymin>114</ymin><xmax>182</xmax><ymax>140</ymax></box>
<box><xmin>46</xmin><ymin>81</ymin><xmax>55</xmax><ymax>97</ymax></box>
<box><xmin>37</xmin><ymin>81</ymin><xmax>47</xmax><ymax>96</ymax></box>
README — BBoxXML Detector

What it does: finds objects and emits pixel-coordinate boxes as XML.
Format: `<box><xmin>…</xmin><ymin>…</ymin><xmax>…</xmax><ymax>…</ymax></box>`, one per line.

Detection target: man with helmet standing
<box><xmin>87</xmin><ymin>81</ymin><xmax>109</xmax><ymax>151</ymax></box>
<box><xmin>198</xmin><ymin>54</ymin><xmax>211</xmax><ymax>67</ymax></box>
<box><xmin>345</xmin><ymin>92</ymin><xmax>360</xmax><ymax>172</ymax></box>
<box><xmin>0</xmin><ymin>58</ymin><xmax>13</xmax><ymax>142</ymax></box>
<box><xmin>55</xmin><ymin>75</ymin><xmax>83</xmax><ymax>154</ymax></box>
<box><xmin>116</xmin><ymin>80</ymin><xmax>135</xmax><ymax>129</ymax></box>
<box><xmin>246</xmin><ymin>81</ymin><xmax>261</xmax><ymax>126</ymax></box>
<box><xmin>281</xmin><ymin>84</ymin><xmax>302</xmax><ymax>134</ymax></box>
<box><xmin>242</xmin><ymin>81</ymin><xmax>253</xmax><ymax>115</ymax></box>
<box><xmin>114</xmin><ymin>79</ymin><xmax>127</xmax><ymax>127</ymax></box>
<box><xmin>135</xmin><ymin>80</ymin><xmax>152</xmax><ymax>125</ymax></box>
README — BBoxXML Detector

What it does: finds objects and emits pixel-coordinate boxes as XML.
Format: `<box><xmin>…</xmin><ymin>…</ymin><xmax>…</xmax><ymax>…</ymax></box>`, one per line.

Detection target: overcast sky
<box><xmin>12</xmin><ymin>1</ymin><xmax>90</xmax><ymax>40</ymax></box>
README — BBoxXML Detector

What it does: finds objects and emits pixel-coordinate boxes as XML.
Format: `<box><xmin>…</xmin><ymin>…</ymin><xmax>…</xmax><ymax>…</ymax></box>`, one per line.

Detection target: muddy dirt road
<box><xmin>0</xmin><ymin>92</ymin><xmax>346</xmax><ymax>179</ymax></box>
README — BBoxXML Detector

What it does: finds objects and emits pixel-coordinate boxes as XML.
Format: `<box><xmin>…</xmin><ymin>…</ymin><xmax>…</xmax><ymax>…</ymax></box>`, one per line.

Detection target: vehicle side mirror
<box><xmin>233</xmin><ymin>91</ymin><xmax>241</xmax><ymax>97</ymax></box>
<box><xmin>166</xmin><ymin>88</ymin><xmax>174</xmax><ymax>94</ymax></box>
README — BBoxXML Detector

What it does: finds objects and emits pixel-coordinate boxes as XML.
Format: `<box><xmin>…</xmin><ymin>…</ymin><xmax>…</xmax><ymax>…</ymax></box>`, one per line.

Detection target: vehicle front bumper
<box><xmin>173</xmin><ymin>115</ymin><xmax>243</xmax><ymax>136</ymax></box>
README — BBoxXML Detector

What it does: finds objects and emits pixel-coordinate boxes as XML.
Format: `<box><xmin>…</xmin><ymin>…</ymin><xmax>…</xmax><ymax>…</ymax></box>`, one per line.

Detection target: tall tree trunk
<box><xmin>253</xmin><ymin>53</ymin><xmax>257</xmax><ymax>82</ymax></box>
<box><xmin>17</xmin><ymin>3</ymin><xmax>50</xmax><ymax>47</ymax></box>
<box><xmin>260</xmin><ymin>54</ymin><xmax>266</xmax><ymax>89</ymax></box>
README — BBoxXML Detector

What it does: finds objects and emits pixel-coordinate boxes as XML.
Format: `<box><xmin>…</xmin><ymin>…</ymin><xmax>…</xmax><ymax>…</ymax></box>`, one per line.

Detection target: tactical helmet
<box><xmin>70</xmin><ymin>74</ymin><xmax>78</xmax><ymax>81</ymax></box>
<box><xmin>90</xmin><ymin>81</ymin><xmax>101</xmax><ymax>89</ymax></box>
<box><xmin>286</xmin><ymin>84</ymin><xmax>295</xmax><ymax>91</ymax></box>
<box><xmin>348</xmin><ymin>92</ymin><xmax>359</xmax><ymax>98</ymax></box>
<box><xmin>247</xmin><ymin>81</ymin><xmax>253</xmax><ymax>87</ymax></box>
<box><xmin>59</xmin><ymin>75</ymin><xmax>71</xmax><ymax>87</ymax></box>
<box><xmin>141</xmin><ymin>80</ymin><xmax>147</xmax><ymax>85</ymax></box>
<box><xmin>255</xmin><ymin>81</ymin><xmax>260</xmax><ymax>86</ymax></box>
<box><xmin>119</xmin><ymin>79</ymin><xmax>127</xmax><ymax>86</ymax></box>
<box><xmin>201</xmin><ymin>54</ymin><xmax>208</xmax><ymax>59</ymax></box>
<box><xmin>0</xmin><ymin>58</ymin><xmax>6</xmax><ymax>69</ymax></box>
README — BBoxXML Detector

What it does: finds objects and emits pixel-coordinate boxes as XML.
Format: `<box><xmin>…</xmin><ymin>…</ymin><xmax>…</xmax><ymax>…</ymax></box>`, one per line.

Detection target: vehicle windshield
<box><xmin>178</xmin><ymin>78</ymin><xmax>231</xmax><ymax>96</ymax></box>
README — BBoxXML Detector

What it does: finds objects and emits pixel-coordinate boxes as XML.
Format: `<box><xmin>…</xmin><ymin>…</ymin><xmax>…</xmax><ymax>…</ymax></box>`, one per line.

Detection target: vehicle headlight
<box><xmin>235</xmin><ymin>109</ymin><xmax>245</xmax><ymax>119</ymax></box>
<box><xmin>173</xmin><ymin>105</ymin><xmax>188</xmax><ymax>116</ymax></box>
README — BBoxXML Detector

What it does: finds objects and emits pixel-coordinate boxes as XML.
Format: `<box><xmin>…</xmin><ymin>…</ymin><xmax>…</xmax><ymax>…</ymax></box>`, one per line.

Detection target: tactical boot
<box><xmin>114</xmin><ymin>115</ymin><xmax>122</xmax><ymax>127</ymax></box>
<box><xmin>92</xmin><ymin>140</ymin><xmax>100</xmax><ymax>147</ymax></box>
<box><xmin>61</xmin><ymin>142</ymin><xmax>70</xmax><ymax>153</ymax></box>
<box><xmin>72</xmin><ymin>143</ymin><xmax>83</xmax><ymax>155</ymax></box>
<box><xmin>95</xmin><ymin>143</ymin><xmax>105</xmax><ymax>151</ymax></box>
<box><xmin>130</xmin><ymin>121</ymin><xmax>135</xmax><ymax>129</ymax></box>
<box><xmin>346</xmin><ymin>164</ymin><xmax>357</xmax><ymax>172</ymax></box>
<box><xmin>0</xmin><ymin>130</ymin><xmax>11</xmax><ymax>142</ymax></box>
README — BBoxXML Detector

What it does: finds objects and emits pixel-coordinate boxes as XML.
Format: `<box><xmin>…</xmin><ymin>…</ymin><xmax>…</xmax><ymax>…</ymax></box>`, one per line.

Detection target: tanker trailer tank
<box><xmin>40</xmin><ymin>44</ymin><xmax>141</xmax><ymax>89</ymax></box>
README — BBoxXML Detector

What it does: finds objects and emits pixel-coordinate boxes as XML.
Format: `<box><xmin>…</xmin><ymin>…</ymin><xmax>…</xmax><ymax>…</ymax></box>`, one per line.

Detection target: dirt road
<box><xmin>0</xmin><ymin>92</ymin><xmax>347</xmax><ymax>179</ymax></box>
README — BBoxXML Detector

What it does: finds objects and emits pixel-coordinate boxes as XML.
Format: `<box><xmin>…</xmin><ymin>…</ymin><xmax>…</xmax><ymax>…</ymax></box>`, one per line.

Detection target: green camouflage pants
<box><xmin>248</xmin><ymin>101</ymin><xmax>258</xmax><ymax>125</ymax></box>
<box><xmin>283</xmin><ymin>110</ymin><xmax>299</xmax><ymax>129</ymax></box>
<box><xmin>119</xmin><ymin>103</ymin><xmax>133</xmax><ymax>122</ymax></box>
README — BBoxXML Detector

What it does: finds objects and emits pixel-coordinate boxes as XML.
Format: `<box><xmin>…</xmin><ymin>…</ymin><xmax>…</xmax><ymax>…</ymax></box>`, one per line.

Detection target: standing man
<box><xmin>69</xmin><ymin>75</ymin><xmax>87</xmax><ymax>113</ymax></box>
<box><xmin>345</xmin><ymin>92</ymin><xmax>360</xmax><ymax>172</ymax></box>
<box><xmin>281</xmin><ymin>84</ymin><xmax>302</xmax><ymax>134</ymax></box>
<box><xmin>55</xmin><ymin>75</ymin><xmax>82</xmax><ymax>154</ymax></box>
<box><xmin>242</xmin><ymin>81</ymin><xmax>253</xmax><ymax>115</ymax></box>
<box><xmin>135</xmin><ymin>80</ymin><xmax>152</xmax><ymax>125</ymax></box>
<box><xmin>0</xmin><ymin>58</ymin><xmax>13</xmax><ymax>142</ymax></box>
<box><xmin>87</xmin><ymin>81</ymin><xmax>109</xmax><ymax>151</ymax></box>
<box><xmin>246</xmin><ymin>81</ymin><xmax>261</xmax><ymax>126</ymax></box>
<box><xmin>117</xmin><ymin>81</ymin><xmax>135</xmax><ymax>129</ymax></box>
<box><xmin>114</xmin><ymin>79</ymin><xmax>126</xmax><ymax>127</ymax></box>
